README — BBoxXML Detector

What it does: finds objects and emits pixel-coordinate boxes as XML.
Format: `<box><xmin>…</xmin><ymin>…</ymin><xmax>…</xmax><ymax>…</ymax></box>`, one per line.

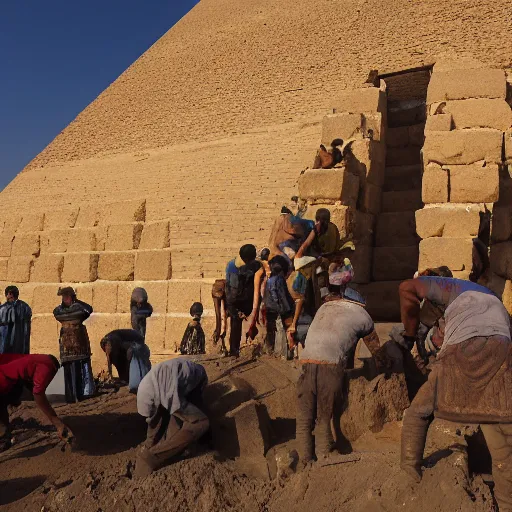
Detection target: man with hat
<box><xmin>53</xmin><ymin>287</ymin><xmax>95</xmax><ymax>403</ymax></box>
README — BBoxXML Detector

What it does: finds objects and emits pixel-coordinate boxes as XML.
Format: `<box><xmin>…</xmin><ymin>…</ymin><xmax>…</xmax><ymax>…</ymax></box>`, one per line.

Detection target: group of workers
<box><xmin>1</xmin><ymin>202</ymin><xmax>512</xmax><ymax>511</ymax></box>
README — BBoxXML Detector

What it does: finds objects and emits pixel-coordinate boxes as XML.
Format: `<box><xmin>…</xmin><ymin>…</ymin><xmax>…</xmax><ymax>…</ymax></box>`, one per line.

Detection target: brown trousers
<box><xmin>135</xmin><ymin>403</ymin><xmax>209</xmax><ymax>478</ymax></box>
<box><xmin>296</xmin><ymin>362</ymin><xmax>344</xmax><ymax>461</ymax></box>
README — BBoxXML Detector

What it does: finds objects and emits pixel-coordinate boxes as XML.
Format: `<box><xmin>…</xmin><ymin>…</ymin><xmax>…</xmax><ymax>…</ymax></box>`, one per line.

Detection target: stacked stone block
<box><xmin>418</xmin><ymin>60</ymin><xmax>511</xmax><ymax>282</ymax></box>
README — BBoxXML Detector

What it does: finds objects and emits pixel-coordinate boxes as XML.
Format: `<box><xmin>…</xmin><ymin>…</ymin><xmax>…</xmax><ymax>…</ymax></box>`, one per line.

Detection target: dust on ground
<box><xmin>0</xmin><ymin>353</ymin><xmax>497</xmax><ymax>512</ymax></box>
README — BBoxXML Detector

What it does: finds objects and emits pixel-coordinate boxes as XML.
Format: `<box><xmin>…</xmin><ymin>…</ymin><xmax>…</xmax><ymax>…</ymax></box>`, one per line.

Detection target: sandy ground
<box><xmin>0</xmin><ymin>353</ymin><xmax>498</xmax><ymax>512</ymax></box>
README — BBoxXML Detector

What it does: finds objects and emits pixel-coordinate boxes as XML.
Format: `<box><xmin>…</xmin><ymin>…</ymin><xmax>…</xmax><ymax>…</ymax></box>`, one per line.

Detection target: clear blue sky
<box><xmin>0</xmin><ymin>1</ymin><xmax>198</xmax><ymax>190</ymax></box>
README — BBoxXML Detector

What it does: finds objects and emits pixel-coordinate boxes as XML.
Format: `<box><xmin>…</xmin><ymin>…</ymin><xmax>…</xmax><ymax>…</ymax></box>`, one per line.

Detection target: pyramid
<box><xmin>0</xmin><ymin>0</ymin><xmax>511</xmax><ymax>369</ymax></box>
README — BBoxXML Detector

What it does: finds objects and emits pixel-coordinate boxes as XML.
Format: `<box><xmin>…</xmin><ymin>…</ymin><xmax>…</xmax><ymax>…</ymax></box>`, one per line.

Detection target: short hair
<box><xmin>315</xmin><ymin>208</ymin><xmax>331</xmax><ymax>223</ymax></box>
<box><xmin>5</xmin><ymin>285</ymin><xmax>19</xmax><ymax>298</ymax></box>
<box><xmin>269</xmin><ymin>255</ymin><xmax>290</xmax><ymax>276</ymax></box>
<box><xmin>190</xmin><ymin>302</ymin><xmax>203</xmax><ymax>317</ymax></box>
<box><xmin>47</xmin><ymin>354</ymin><xmax>60</xmax><ymax>371</ymax></box>
<box><xmin>239</xmin><ymin>244</ymin><xmax>257</xmax><ymax>264</ymax></box>
<box><xmin>260</xmin><ymin>248</ymin><xmax>270</xmax><ymax>261</ymax></box>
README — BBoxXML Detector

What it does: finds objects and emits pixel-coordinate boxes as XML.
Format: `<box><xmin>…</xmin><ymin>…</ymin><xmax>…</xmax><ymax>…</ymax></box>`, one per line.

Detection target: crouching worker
<box><xmin>296</xmin><ymin>269</ymin><xmax>390</xmax><ymax>464</ymax></box>
<box><xmin>399</xmin><ymin>276</ymin><xmax>512</xmax><ymax>511</ymax></box>
<box><xmin>100</xmin><ymin>329</ymin><xmax>151</xmax><ymax>392</ymax></box>
<box><xmin>0</xmin><ymin>354</ymin><xmax>73</xmax><ymax>452</ymax></box>
<box><xmin>134</xmin><ymin>358</ymin><xmax>209</xmax><ymax>477</ymax></box>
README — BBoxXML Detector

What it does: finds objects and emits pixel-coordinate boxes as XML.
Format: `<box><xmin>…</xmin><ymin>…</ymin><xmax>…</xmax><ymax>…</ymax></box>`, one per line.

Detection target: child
<box><xmin>179</xmin><ymin>303</ymin><xmax>206</xmax><ymax>355</ymax></box>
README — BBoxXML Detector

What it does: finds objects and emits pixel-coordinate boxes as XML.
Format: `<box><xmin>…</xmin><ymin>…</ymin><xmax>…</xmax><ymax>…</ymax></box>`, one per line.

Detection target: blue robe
<box><xmin>0</xmin><ymin>300</ymin><xmax>32</xmax><ymax>354</ymax></box>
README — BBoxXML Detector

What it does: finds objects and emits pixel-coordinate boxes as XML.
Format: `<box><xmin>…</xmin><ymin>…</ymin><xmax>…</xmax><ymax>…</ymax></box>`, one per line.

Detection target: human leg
<box><xmin>63</xmin><ymin>362</ymin><xmax>78</xmax><ymax>403</ymax></box>
<box><xmin>296</xmin><ymin>363</ymin><xmax>317</xmax><ymax>463</ymax></box>
<box><xmin>229</xmin><ymin>315</ymin><xmax>243</xmax><ymax>357</ymax></box>
<box><xmin>0</xmin><ymin>397</ymin><xmax>11</xmax><ymax>452</ymax></box>
<box><xmin>481</xmin><ymin>423</ymin><xmax>512</xmax><ymax>511</ymax></box>
<box><xmin>264</xmin><ymin>312</ymin><xmax>277</xmax><ymax>354</ymax></box>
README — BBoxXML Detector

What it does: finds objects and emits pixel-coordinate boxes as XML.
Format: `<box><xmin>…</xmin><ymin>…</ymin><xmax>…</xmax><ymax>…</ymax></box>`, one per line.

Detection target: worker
<box><xmin>135</xmin><ymin>358</ymin><xmax>209</xmax><ymax>477</ymax></box>
<box><xmin>0</xmin><ymin>354</ymin><xmax>73</xmax><ymax>452</ymax></box>
<box><xmin>399</xmin><ymin>276</ymin><xmax>512</xmax><ymax>511</ymax></box>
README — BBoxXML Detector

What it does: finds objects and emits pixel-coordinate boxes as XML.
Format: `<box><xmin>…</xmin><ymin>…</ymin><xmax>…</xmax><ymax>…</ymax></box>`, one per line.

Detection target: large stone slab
<box><xmin>321</xmin><ymin>112</ymin><xmax>383</xmax><ymax>143</ymax></box>
<box><xmin>425</xmin><ymin>113</ymin><xmax>453</xmax><ymax>131</ymax></box>
<box><xmin>427</xmin><ymin>68</ymin><xmax>506</xmax><ymax>103</ymax></box>
<box><xmin>102</xmin><ymin>199</ymin><xmax>146</xmax><ymax>225</ymax></box>
<box><xmin>360</xmin><ymin>181</ymin><xmax>382</xmax><ymax>215</ymax></box>
<box><xmin>7</xmin><ymin>257</ymin><xmax>33</xmax><ymax>283</ymax></box>
<box><xmin>44</xmin><ymin>208</ymin><xmax>79</xmax><ymax>231</ymax></box>
<box><xmin>496</xmin><ymin>165</ymin><xmax>512</xmax><ymax>207</ymax></box>
<box><xmin>383</xmin><ymin>165</ymin><xmax>422</xmax><ymax>192</ymax></box>
<box><xmin>33</xmin><ymin>284</ymin><xmax>61</xmax><ymax>314</ymax></box>
<box><xmin>97</xmin><ymin>252</ymin><xmax>135</xmax><ymax>281</ymax></box>
<box><xmin>372</xmin><ymin>246</ymin><xmax>418</xmax><ymax>281</ymax></box>
<box><xmin>134</xmin><ymin>250</ymin><xmax>172</xmax><ymax>281</ymax></box>
<box><xmin>139</xmin><ymin>221</ymin><xmax>170</xmax><ymax>250</ymax></box>
<box><xmin>298</xmin><ymin>169</ymin><xmax>359</xmax><ymax>206</ymax></box>
<box><xmin>416</xmin><ymin>204</ymin><xmax>485</xmax><ymax>239</ymax></box>
<box><xmin>67</xmin><ymin>229</ymin><xmax>97</xmax><ymax>252</ymax></box>
<box><xmin>105</xmin><ymin>223</ymin><xmax>144</xmax><ymax>251</ymax></box>
<box><xmin>75</xmin><ymin>204</ymin><xmax>103</xmax><ymax>228</ymax></box>
<box><xmin>375</xmin><ymin>211</ymin><xmax>418</xmax><ymax>247</ymax></box>
<box><xmin>381</xmin><ymin>189</ymin><xmax>422</xmax><ymax>212</ymax></box>
<box><xmin>385</xmin><ymin>146</ymin><xmax>421</xmax><ymax>167</ymax></box>
<box><xmin>11</xmin><ymin>233</ymin><xmax>40</xmax><ymax>257</ymax></box>
<box><xmin>92</xmin><ymin>282</ymin><xmax>119</xmax><ymax>313</ymax></box>
<box><xmin>492</xmin><ymin>206</ymin><xmax>512</xmax><ymax>243</ymax></box>
<box><xmin>0</xmin><ymin>235</ymin><xmax>13</xmax><ymax>258</ymax></box>
<box><xmin>31</xmin><ymin>254</ymin><xmax>63</xmax><ymax>283</ymax></box>
<box><xmin>422</xmin><ymin>164</ymin><xmax>449</xmax><ymax>203</ymax></box>
<box><xmin>423</xmin><ymin>130</ymin><xmax>503</xmax><ymax>166</ymax></box>
<box><xmin>445</xmin><ymin>98</ymin><xmax>512</xmax><ymax>130</ymax></box>
<box><xmin>506</xmin><ymin>129</ymin><xmax>512</xmax><ymax>164</ymax></box>
<box><xmin>333</xmin><ymin>86</ymin><xmax>387</xmax><ymax>114</ymax></box>
<box><xmin>18</xmin><ymin>213</ymin><xmax>44</xmax><ymax>232</ymax></box>
<box><xmin>448</xmin><ymin>163</ymin><xmax>499</xmax><ymax>203</ymax></box>
<box><xmin>347</xmin><ymin>139</ymin><xmax>386</xmax><ymax>187</ymax></box>
<box><xmin>0</xmin><ymin>259</ymin><xmax>8</xmax><ymax>281</ymax></box>
<box><xmin>167</xmin><ymin>280</ymin><xmax>202</xmax><ymax>313</ymax></box>
<box><xmin>350</xmin><ymin>245</ymin><xmax>372</xmax><ymax>284</ymax></box>
<box><xmin>419</xmin><ymin>238</ymin><xmax>473</xmax><ymax>273</ymax></box>
<box><xmin>61</xmin><ymin>253</ymin><xmax>99</xmax><ymax>283</ymax></box>
<box><xmin>45</xmin><ymin>229</ymin><xmax>70</xmax><ymax>254</ymax></box>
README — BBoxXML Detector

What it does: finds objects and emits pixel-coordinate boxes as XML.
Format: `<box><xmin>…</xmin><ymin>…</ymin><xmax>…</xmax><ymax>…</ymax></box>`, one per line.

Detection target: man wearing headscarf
<box><xmin>53</xmin><ymin>287</ymin><xmax>95</xmax><ymax>403</ymax></box>
<box><xmin>130</xmin><ymin>288</ymin><xmax>153</xmax><ymax>339</ymax></box>
<box><xmin>135</xmin><ymin>358</ymin><xmax>209</xmax><ymax>477</ymax></box>
<box><xmin>0</xmin><ymin>286</ymin><xmax>32</xmax><ymax>354</ymax></box>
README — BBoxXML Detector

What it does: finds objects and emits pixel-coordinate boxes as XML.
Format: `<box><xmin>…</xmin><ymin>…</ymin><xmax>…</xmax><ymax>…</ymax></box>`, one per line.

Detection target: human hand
<box><xmin>55</xmin><ymin>420</ymin><xmax>74</xmax><ymax>442</ymax></box>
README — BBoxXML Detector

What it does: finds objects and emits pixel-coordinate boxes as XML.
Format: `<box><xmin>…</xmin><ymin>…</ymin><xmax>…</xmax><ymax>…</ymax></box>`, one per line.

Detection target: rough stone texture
<box><xmin>347</xmin><ymin>140</ymin><xmax>386</xmax><ymax>187</ymax></box>
<box><xmin>497</xmin><ymin>164</ymin><xmax>512</xmax><ymax>207</ymax></box>
<box><xmin>298</xmin><ymin>169</ymin><xmax>359</xmax><ymax>206</ymax></box>
<box><xmin>448</xmin><ymin>163</ymin><xmax>499</xmax><ymax>203</ymax></box>
<box><xmin>375</xmin><ymin>212</ymin><xmax>418</xmax><ymax>247</ymax></box>
<box><xmin>321</xmin><ymin>112</ymin><xmax>383</xmax><ymax>144</ymax></box>
<box><xmin>386</xmin><ymin>126</ymin><xmax>409</xmax><ymax>148</ymax></box>
<box><xmin>360</xmin><ymin>182</ymin><xmax>382</xmax><ymax>215</ymax></box>
<box><xmin>0</xmin><ymin>235</ymin><xmax>13</xmax><ymax>258</ymax></box>
<box><xmin>75</xmin><ymin>204</ymin><xmax>103</xmax><ymax>228</ymax></box>
<box><xmin>139</xmin><ymin>221</ymin><xmax>170</xmax><ymax>250</ymax></box>
<box><xmin>492</xmin><ymin>206</ymin><xmax>512</xmax><ymax>243</ymax></box>
<box><xmin>85</xmin><ymin>315</ymin><xmax>120</xmax><ymax>368</ymax></box>
<box><xmin>144</xmin><ymin>316</ymin><xmax>166</xmax><ymax>352</ymax></box>
<box><xmin>168</xmin><ymin>281</ymin><xmax>202</xmax><ymax>313</ymax></box>
<box><xmin>385</xmin><ymin>146</ymin><xmax>421</xmax><ymax>167</ymax></box>
<box><xmin>97</xmin><ymin>252</ymin><xmax>135</xmax><ymax>281</ymax></box>
<box><xmin>18</xmin><ymin>213</ymin><xmax>44</xmax><ymax>232</ymax></box>
<box><xmin>350</xmin><ymin>245</ymin><xmax>372</xmax><ymax>284</ymax></box>
<box><xmin>103</xmin><ymin>199</ymin><xmax>146</xmax><ymax>225</ymax></box>
<box><xmin>92</xmin><ymin>282</ymin><xmax>119</xmax><ymax>314</ymax></box>
<box><xmin>7</xmin><ymin>257</ymin><xmax>33</xmax><ymax>283</ymax></box>
<box><xmin>372</xmin><ymin>246</ymin><xmax>418</xmax><ymax>281</ymax></box>
<box><xmin>164</xmin><ymin>316</ymin><xmax>189</xmax><ymax>351</ymax></box>
<box><xmin>74</xmin><ymin>284</ymin><xmax>94</xmax><ymax>306</ymax></box>
<box><xmin>61</xmin><ymin>253</ymin><xmax>99</xmax><ymax>283</ymax></box>
<box><xmin>381</xmin><ymin>189</ymin><xmax>422</xmax><ymax>212</ymax></box>
<box><xmin>2</xmin><ymin>217</ymin><xmax>22</xmax><ymax>237</ymax></box>
<box><xmin>408</xmin><ymin>123</ymin><xmax>425</xmax><ymax>146</ymax></box>
<box><xmin>134</xmin><ymin>250</ymin><xmax>172</xmax><ymax>281</ymax></box>
<box><xmin>105</xmin><ymin>223</ymin><xmax>144</xmax><ymax>251</ymax></box>
<box><xmin>67</xmin><ymin>229</ymin><xmax>97</xmax><ymax>252</ymax></box>
<box><xmin>419</xmin><ymin>238</ymin><xmax>473</xmax><ymax>273</ymax></box>
<box><xmin>425</xmin><ymin>113</ymin><xmax>453</xmax><ymax>131</ymax></box>
<box><xmin>506</xmin><ymin>129</ymin><xmax>512</xmax><ymax>163</ymax></box>
<box><xmin>0</xmin><ymin>259</ymin><xmax>8</xmax><ymax>281</ymax></box>
<box><xmin>11</xmin><ymin>233</ymin><xmax>40</xmax><ymax>257</ymax></box>
<box><xmin>422</xmin><ymin>165</ymin><xmax>449</xmax><ymax>203</ymax></box>
<box><xmin>490</xmin><ymin>242</ymin><xmax>512</xmax><ymax>280</ymax></box>
<box><xmin>422</xmin><ymin>129</ymin><xmax>503</xmax><ymax>166</ymax></box>
<box><xmin>45</xmin><ymin>229</ymin><xmax>70</xmax><ymax>254</ymax></box>
<box><xmin>44</xmin><ymin>208</ymin><xmax>79</xmax><ymax>231</ymax></box>
<box><xmin>427</xmin><ymin>68</ymin><xmax>506</xmax><ymax>103</ymax></box>
<box><xmin>333</xmin><ymin>87</ymin><xmax>386</xmax><ymax>115</ymax></box>
<box><xmin>31</xmin><ymin>254</ymin><xmax>63</xmax><ymax>283</ymax></box>
<box><xmin>32</xmin><ymin>284</ymin><xmax>61</xmax><ymax>314</ymax></box>
<box><xmin>445</xmin><ymin>98</ymin><xmax>512</xmax><ymax>130</ymax></box>
<box><xmin>416</xmin><ymin>204</ymin><xmax>485</xmax><ymax>239</ymax></box>
<box><xmin>30</xmin><ymin>315</ymin><xmax>60</xmax><ymax>354</ymax></box>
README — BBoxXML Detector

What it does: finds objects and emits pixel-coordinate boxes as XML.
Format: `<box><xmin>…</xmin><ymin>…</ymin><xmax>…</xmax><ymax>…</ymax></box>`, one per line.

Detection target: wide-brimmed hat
<box><xmin>57</xmin><ymin>286</ymin><xmax>76</xmax><ymax>297</ymax></box>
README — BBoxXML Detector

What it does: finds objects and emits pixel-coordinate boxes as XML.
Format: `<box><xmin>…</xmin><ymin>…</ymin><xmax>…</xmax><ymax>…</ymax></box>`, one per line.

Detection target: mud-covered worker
<box><xmin>0</xmin><ymin>354</ymin><xmax>73</xmax><ymax>452</ymax></box>
<box><xmin>399</xmin><ymin>276</ymin><xmax>512</xmax><ymax>511</ymax></box>
<box><xmin>100</xmin><ymin>329</ymin><xmax>151</xmax><ymax>392</ymax></box>
<box><xmin>0</xmin><ymin>285</ymin><xmax>32</xmax><ymax>355</ymax></box>
<box><xmin>135</xmin><ymin>358</ymin><xmax>209</xmax><ymax>478</ymax></box>
<box><xmin>225</xmin><ymin>244</ymin><xmax>261</xmax><ymax>357</ymax></box>
<box><xmin>296</xmin><ymin>270</ymin><xmax>389</xmax><ymax>464</ymax></box>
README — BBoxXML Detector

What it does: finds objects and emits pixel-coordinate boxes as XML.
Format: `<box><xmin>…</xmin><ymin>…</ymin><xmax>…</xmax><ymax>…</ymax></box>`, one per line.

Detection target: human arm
<box><xmin>361</xmin><ymin>329</ymin><xmax>393</xmax><ymax>372</ymax></box>
<box><xmin>33</xmin><ymin>393</ymin><xmax>73</xmax><ymax>440</ymax></box>
<box><xmin>248</xmin><ymin>267</ymin><xmax>265</xmax><ymax>327</ymax></box>
<box><xmin>296</xmin><ymin>229</ymin><xmax>317</xmax><ymax>259</ymax></box>
<box><xmin>399</xmin><ymin>280</ymin><xmax>427</xmax><ymax>337</ymax></box>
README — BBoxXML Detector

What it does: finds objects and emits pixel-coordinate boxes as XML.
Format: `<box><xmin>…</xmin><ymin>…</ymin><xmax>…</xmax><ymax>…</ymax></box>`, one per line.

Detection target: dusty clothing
<box><xmin>300</xmin><ymin>300</ymin><xmax>374</xmax><ymax>364</ymax></box>
<box><xmin>63</xmin><ymin>359</ymin><xmax>95</xmax><ymax>403</ymax></box>
<box><xmin>296</xmin><ymin>362</ymin><xmax>344</xmax><ymax>460</ymax></box>
<box><xmin>130</xmin><ymin>288</ymin><xmax>153</xmax><ymax>338</ymax></box>
<box><xmin>0</xmin><ymin>300</ymin><xmax>32</xmax><ymax>355</ymax></box>
<box><xmin>180</xmin><ymin>318</ymin><xmax>206</xmax><ymax>355</ymax></box>
<box><xmin>317</xmin><ymin>222</ymin><xmax>340</xmax><ymax>255</ymax></box>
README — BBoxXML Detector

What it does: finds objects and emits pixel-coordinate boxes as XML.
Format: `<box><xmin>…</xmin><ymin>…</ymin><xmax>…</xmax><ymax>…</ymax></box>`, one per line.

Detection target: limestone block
<box><xmin>445</xmin><ymin>99</ymin><xmax>512</xmax><ymax>131</ymax></box>
<box><xmin>31</xmin><ymin>254</ymin><xmax>63</xmax><ymax>283</ymax></box>
<box><xmin>321</xmin><ymin>112</ymin><xmax>383</xmax><ymax>144</ymax></box>
<box><xmin>386</xmin><ymin>146</ymin><xmax>421</xmax><ymax>167</ymax></box>
<box><xmin>105</xmin><ymin>223</ymin><xmax>144</xmax><ymax>251</ymax></box>
<box><xmin>425</xmin><ymin>113</ymin><xmax>453</xmax><ymax>131</ymax></box>
<box><xmin>7</xmin><ymin>257</ymin><xmax>33</xmax><ymax>283</ymax></box>
<box><xmin>353</xmin><ymin>281</ymin><xmax>401</xmax><ymax>321</ymax></box>
<box><xmin>117</xmin><ymin>314</ymin><xmax>132</xmax><ymax>330</ymax></box>
<box><xmin>165</xmin><ymin>316</ymin><xmax>189</xmax><ymax>351</ymax></box>
<box><xmin>134</xmin><ymin>250</ymin><xmax>172</xmax><ymax>281</ymax></box>
<box><xmin>388</xmin><ymin>103</ymin><xmax>426</xmax><ymax>128</ymax></box>
<box><xmin>375</xmin><ymin>212</ymin><xmax>418</xmax><ymax>247</ymax></box>
<box><xmin>351</xmin><ymin>245</ymin><xmax>372</xmax><ymax>284</ymax></box>
<box><xmin>117</xmin><ymin>281</ymin><xmax>168</xmax><ymax>314</ymax></box>
<box><xmin>360</xmin><ymin>182</ymin><xmax>382</xmax><ymax>215</ymax></box>
<box><xmin>67</xmin><ymin>229</ymin><xmax>97</xmax><ymax>252</ymax></box>
<box><xmin>347</xmin><ymin>140</ymin><xmax>386</xmax><ymax>187</ymax></box>
<box><xmin>298</xmin><ymin>169</ymin><xmax>359</xmax><ymax>206</ymax></box>
<box><xmin>427</xmin><ymin>68</ymin><xmax>506</xmax><ymax>103</ymax></box>
<box><xmin>419</xmin><ymin>238</ymin><xmax>473</xmax><ymax>273</ymax></box>
<box><xmin>32</xmin><ymin>284</ymin><xmax>61</xmax><ymax>314</ymax></box>
<box><xmin>334</xmin><ymin>87</ymin><xmax>387</xmax><ymax>114</ymax></box>
<box><xmin>381</xmin><ymin>189</ymin><xmax>423</xmax><ymax>212</ymax></box>
<box><xmin>103</xmin><ymin>199</ymin><xmax>146</xmax><ymax>225</ymax></box>
<box><xmin>506</xmin><ymin>130</ymin><xmax>512</xmax><ymax>164</ymax></box>
<box><xmin>383</xmin><ymin>165</ymin><xmax>422</xmax><ymax>192</ymax></box>
<box><xmin>0</xmin><ymin>259</ymin><xmax>7</xmax><ymax>281</ymax></box>
<box><xmin>168</xmin><ymin>280</ymin><xmax>202</xmax><ymax>312</ymax></box>
<box><xmin>97</xmin><ymin>252</ymin><xmax>135</xmax><ymax>281</ymax></box>
<box><xmin>75</xmin><ymin>204</ymin><xmax>103</xmax><ymax>228</ymax></box>
<box><xmin>62</xmin><ymin>253</ymin><xmax>99</xmax><ymax>283</ymax></box>
<box><xmin>199</xmin><ymin>282</ymin><xmax>215</xmax><ymax>312</ymax></box>
<box><xmin>11</xmin><ymin>233</ymin><xmax>40</xmax><ymax>257</ymax></box>
<box><xmin>84</xmin><ymin>315</ymin><xmax>120</xmax><ymax>365</ymax></box>
<box><xmin>492</xmin><ymin>206</ymin><xmax>512</xmax><ymax>243</ymax></box>
<box><xmin>416</xmin><ymin>204</ymin><xmax>485</xmax><ymax>239</ymax></box>
<box><xmin>0</xmin><ymin>235</ymin><xmax>13</xmax><ymax>257</ymax></box>
<box><xmin>432</xmin><ymin>56</ymin><xmax>489</xmax><ymax>73</ymax></box>
<box><xmin>408</xmin><ymin>123</ymin><xmax>426</xmax><ymax>147</ymax></box>
<box><xmin>139</xmin><ymin>221</ymin><xmax>170</xmax><ymax>250</ymax></box>
<box><xmin>2</xmin><ymin>216</ymin><xmax>22</xmax><ymax>237</ymax></box>
<box><xmin>386</xmin><ymin>126</ymin><xmax>409</xmax><ymax>148</ymax></box>
<box><xmin>496</xmin><ymin>165</ymin><xmax>512</xmax><ymax>207</ymax></box>
<box><xmin>95</xmin><ymin>226</ymin><xmax>108</xmax><ymax>251</ymax></box>
<box><xmin>30</xmin><ymin>315</ymin><xmax>60</xmax><ymax>354</ymax></box>
<box><xmin>422</xmin><ymin>130</ymin><xmax>503</xmax><ymax>166</ymax></box>
<box><xmin>74</xmin><ymin>284</ymin><xmax>94</xmax><ymax>307</ymax></box>
<box><xmin>145</xmin><ymin>316</ymin><xmax>166</xmax><ymax>352</ymax></box>
<box><xmin>18</xmin><ymin>213</ymin><xmax>44</xmax><ymax>232</ymax></box>
<box><xmin>422</xmin><ymin>165</ymin><xmax>449</xmax><ymax>204</ymax></box>
<box><xmin>92</xmin><ymin>282</ymin><xmax>119</xmax><ymax>313</ymax></box>
<box><xmin>44</xmin><ymin>208</ymin><xmax>79</xmax><ymax>231</ymax></box>
<box><xmin>490</xmin><ymin>242</ymin><xmax>512</xmax><ymax>280</ymax></box>
<box><xmin>448</xmin><ymin>163</ymin><xmax>499</xmax><ymax>203</ymax></box>
<box><xmin>373</xmin><ymin>246</ymin><xmax>419</xmax><ymax>281</ymax></box>
<box><xmin>46</xmin><ymin>229</ymin><xmax>70</xmax><ymax>253</ymax></box>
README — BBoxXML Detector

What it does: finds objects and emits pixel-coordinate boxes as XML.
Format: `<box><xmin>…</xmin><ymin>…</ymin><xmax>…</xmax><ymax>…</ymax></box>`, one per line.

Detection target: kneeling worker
<box><xmin>399</xmin><ymin>276</ymin><xmax>512</xmax><ymax>511</ymax></box>
<box><xmin>0</xmin><ymin>354</ymin><xmax>73</xmax><ymax>451</ymax></box>
<box><xmin>135</xmin><ymin>358</ymin><xmax>209</xmax><ymax>477</ymax></box>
